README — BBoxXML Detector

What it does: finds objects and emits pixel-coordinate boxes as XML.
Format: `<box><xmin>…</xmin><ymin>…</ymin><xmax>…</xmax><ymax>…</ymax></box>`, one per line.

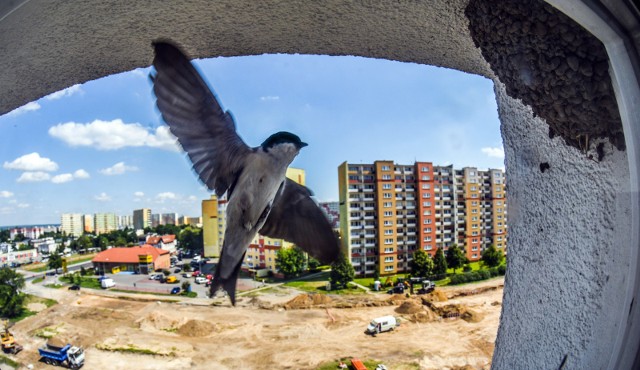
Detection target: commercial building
<box><xmin>61</xmin><ymin>213</ymin><xmax>84</xmax><ymax>237</ymax></box>
<box><xmin>338</xmin><ymin>161</ymin><xmax>507</xmax><ymax>277</ymax></box>
<box><xmin>133</xmin><ymin>208</ymin><xmax>151</xmax><ymax>230</ymax></box>
<box><xmin>91</xmin><ymin>245</ymin><xmax>170</xmax><ymax>275</ymax></box>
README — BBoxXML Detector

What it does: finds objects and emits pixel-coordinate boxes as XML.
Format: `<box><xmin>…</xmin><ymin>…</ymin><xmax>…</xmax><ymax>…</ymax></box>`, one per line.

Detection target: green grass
<box><xmin>44</xmin><ymin>283</ymin><xmax>65</xmax><ymax>289</ymax></box>
<box><xmin>0</xmin><ymin>354</ymin><xmax>21</xmax><ymax>368</ymax></box>
<box><xmin>23</xmin><ymin>254</ymin><xmax>97</xmax><ymax>272</ymax></box>
<box><xmin>316</xmin><ymin>358</ymin><xmax>389</xmax><ymax>370</ymax></box>
<box><xmin>96</xmin><ymin>343</ymin><xmax>175</xmax><ymax>357</ymax></box>
<box><xmin>60</xmin><ymin>276</ymin><xmax>102</xmax><ymax>289</ymax></box>
<box><xmin>32</xmin><ymin>276</ymin><xmax>44</xmax><ymax>284</ymax></box>
<box><xmin>25</xmin><ymin>294</ymin><xmax>58</xmax><ymax>308</ymax></box>
<box><xmin>447</xmin><ymin>261</ymin><xmax>483</xmax><ymax>274</ymax></box>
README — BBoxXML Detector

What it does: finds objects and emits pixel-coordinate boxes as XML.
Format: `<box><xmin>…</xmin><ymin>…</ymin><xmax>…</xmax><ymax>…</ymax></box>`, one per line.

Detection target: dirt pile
<box><xmin>429</xmin><ymin>289</ymin><xmax>448</xmax><ymax>302</ymax></box>
<box><xmin>177</xmin><ymin>320</ymin><xmax>217</xmax><ymax>337</ymax></box>
<box><xmin>395</xmin><ymin>301</ymin><xmax>423</xmax><ymax>315</ymax></box>
<box><xmin>284</xmin><ymin>294</ymin><xmax>334</xmax><ymax>309</ymax></box>
<box><xmin>137</xmin><ymin>311</ymin><xmax>181</xmax><ymax>331</ymax></box>
<box><xmin>461</xmin><ymin>309</ymin><xmax>485</xmax><ymax>323</ymax></box>
<box><xmin>449</xmin><ymin>285</ymin><xmax>502</xmax><ymax>299</ymax></box>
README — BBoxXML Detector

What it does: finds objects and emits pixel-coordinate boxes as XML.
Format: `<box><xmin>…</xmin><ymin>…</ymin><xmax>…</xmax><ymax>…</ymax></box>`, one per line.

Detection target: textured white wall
<box><xmin>493</xmin><ymin>81</ymin><xmax>632</xmax><ymax>369</ymax></box>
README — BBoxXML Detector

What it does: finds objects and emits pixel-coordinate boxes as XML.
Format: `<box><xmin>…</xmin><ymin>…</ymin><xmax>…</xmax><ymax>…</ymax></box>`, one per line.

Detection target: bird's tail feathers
<box><xmin>210</xmin><ymin>252</ymin><xmax>244</xmax><ymax>306</ymax></box>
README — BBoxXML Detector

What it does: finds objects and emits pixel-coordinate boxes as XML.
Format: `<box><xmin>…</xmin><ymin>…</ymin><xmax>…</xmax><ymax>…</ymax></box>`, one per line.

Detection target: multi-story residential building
<box><xmin>202</xmin><ymin>195</ymin><xmax>227</xmax><ymax>258</ymax></box>
<box><xmin>319</xmin><ymin>201</ymin><xmax>340</xmax><ymax>231</ymax></box>
<box><xmin>161</xmin><ymin>213</ymin><xmax>179</xmax><ymax>225</ymax></box>
<box><xmin>338</xmin><ymin>161</ymin><xmax>507</xmax><ymax>277</ymax></box>
<box><xmin>133</xmin><ymin>208</ymin><xmax>152</xmax><ymax>231</ymax></box>
<box><xmin>151</xmin><ymin>214</ymin><xmax>161</xmax><ymax>227</ymax></box>
<box><xmin>202</xmin><ymin>168</ymin><xmax>306</xmax><ymax>272</ymax></box>
<box><xmin>118</xmin><ymin>215</ymin><xmax>133</xmax><ymax>229</ymax></box>
<box><xmin>30</xmin><ymin>237</ymin><xmax>58</xmax><ymax>254</ymax></box>
<box><xmin>61</xmin><ymin>213</ymin><xmax>84</xmax><ymax>237</ymax></box>
<box><xmin>180</xmin><ymin>216</ymin><xmax>202</xmax><ymax>227</ymax></box>
<box><xmin>94</xmin><ymin>213</ymin><xmax>118</xmax><ymax>234</ymax></box>
<box><xmin>83</xmin><ymin>214</ymin><xmax>94</xmax><ymax>233</ymax></box>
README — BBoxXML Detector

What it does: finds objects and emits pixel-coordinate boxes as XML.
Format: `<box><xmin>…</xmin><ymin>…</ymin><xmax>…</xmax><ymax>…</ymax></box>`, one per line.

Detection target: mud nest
<box><xmin>466</xmin><ymin>0</ymin><xmax>624</xmax><ymax>152</ymax></box>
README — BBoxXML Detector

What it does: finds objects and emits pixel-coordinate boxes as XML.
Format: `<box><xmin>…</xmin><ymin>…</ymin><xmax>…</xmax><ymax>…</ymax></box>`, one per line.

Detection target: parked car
<box><xmin>68</xmin><ymin>285</ymin><xmax>80</xmax><ymax>291</ymax></box>
<box><xmin>182</xmin><ymin>272</ymin><xmax>192</xmax><ymax>278</ymax></box>
<box><xmin>174</xmin><ymin>267</ymin><xmax>182</xmax><ymax>273</ymax></box>
<box><xmin>149</xmin><ymin>273</ymin><xmax>160</xmax><ymax>280</ymax></box>
<box><xmin>195</xmin><ymin>276</ymin><xmax>207</xmax><ymax>284</ymax></box>
<box><xmin>165</xmin><ymin>276</ymin><xmax>178</xmax><ymax>284</ymax></box>
<box><xmin>366</xmin><ymin>316</ymin><xmax>400</xmax><ymax>335</ymax></box>
<box><xmin>170</xmin><ymin>287</ymin><xmax>181</xmax><ymax>294</ymax></box>
<box><xmin>387</xmin><ymin>284</ymin><xmax>405</xmax><ymax>294</ymax></box>
<box><xmin>192</xmin><ymin>270</ymin><xmax>202</xmax><ymax>277</ymax></box>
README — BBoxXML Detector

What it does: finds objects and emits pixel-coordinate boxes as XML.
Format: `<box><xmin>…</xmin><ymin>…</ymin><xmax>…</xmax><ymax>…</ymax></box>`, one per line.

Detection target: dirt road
<box><xmin>9</xmin><ymin>278</ymin><xmax>504</xmax><ymax>370</ymax></box>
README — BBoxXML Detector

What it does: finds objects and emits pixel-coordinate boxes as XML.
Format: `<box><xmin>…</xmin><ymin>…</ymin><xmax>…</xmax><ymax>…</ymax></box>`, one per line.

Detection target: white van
<box><xmin>366</xmin><ymin>316</ymin><xmax>399</xmax><ymax>335</ymax></box>
<box><xmin>100</xmin><ymin>278</ymin><xmax>115</xmax><ymax>289</ymax></box>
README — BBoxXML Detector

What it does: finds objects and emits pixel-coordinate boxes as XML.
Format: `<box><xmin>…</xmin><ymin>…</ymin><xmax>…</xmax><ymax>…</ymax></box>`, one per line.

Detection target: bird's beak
<box><xmin>299</xmin><ymin>142</ymin><xmax>308</xmax><ymax>148</ymax></box>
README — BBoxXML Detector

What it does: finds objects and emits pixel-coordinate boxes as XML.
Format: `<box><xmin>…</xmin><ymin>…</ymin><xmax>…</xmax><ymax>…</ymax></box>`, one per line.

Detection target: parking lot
<box><xmin>96</xmin><ymin>259</ymin><xmax>264</xmax><ymax>297</ymax></box>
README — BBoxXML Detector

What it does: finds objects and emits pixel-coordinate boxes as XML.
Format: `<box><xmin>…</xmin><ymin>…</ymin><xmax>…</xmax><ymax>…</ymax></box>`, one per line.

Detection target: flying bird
<box><xmin>150</xmin><ymin>40</ymin><xmax>341</xmax><ymax>305</ymax></box>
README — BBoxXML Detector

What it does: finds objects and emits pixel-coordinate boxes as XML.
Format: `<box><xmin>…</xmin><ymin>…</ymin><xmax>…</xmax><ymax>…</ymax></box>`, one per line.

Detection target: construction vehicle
<box><xmin>1</xmin><ymin>320</ymin><xmax>23</xmax><ymax>354</ymax></box>
<box><xmin>38</xmin><ymin>342</ymin><xmax>85</xmax><ymax>368</ymax></box>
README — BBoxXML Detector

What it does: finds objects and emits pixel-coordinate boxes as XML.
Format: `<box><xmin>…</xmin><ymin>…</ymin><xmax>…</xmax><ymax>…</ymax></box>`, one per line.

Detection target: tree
<box><xmin>411</xmin><ymin>249</ymin><xmax>434</xmax><ymax>277</ymax></box>
<box><xmin>94</xmin><ymin>236</ymin><xmax>109</xmax><ymax>251</ymax></box>
<box><xmin>0</xmin><ymin>266</ymin><xmax>26</xmax><ymax>318</ymax></box>
<box><xmin>0</xmin><ymin>229</ymin><xmax>9</xmax><ymax>242</ymax></box>
<box><xmin>47</xmin><ymin>252</ymin><xmax>63</xmax><ymax>274</ymax></box>
<box><xmin>307</xmin><ymin>256</ymin><xmax>321</xmax><ymax>271</ymax></box>
<box><xmin>275</xmin><ymin>247</ymin><xmax>306</xmax><ymax>278</ymax></box>
<box><xmin>433</xmin><ymin>247</ymin><xmax>448</xmax><ymax>275</ymax></box>
<box><xmin>75</xmin><ymin>235</ymin><xmax>93</xmax><ymax>253</ymax></box>
<box><xmin>330</xmin><ymin>253</ymin><xmax>355</xmax><ymax>289</ymax></box>
<box><xmin>178</xmin><ymin>227</ymin><xmax>203</xmax><ymax>254</ymax></box>
<box><xmin>181</xmin><ymin>280</ymin><xmax>191</xmax><ymax>293</ymax></box>
<box><xmin>481</xmin><ymin>244</ymin><xmax>504</xmax><ymax>268</ymax></box>
<box><xmin>445</xmin><ymin>244</ymin><xmax>467</xmax><ymax>273</ymax></box>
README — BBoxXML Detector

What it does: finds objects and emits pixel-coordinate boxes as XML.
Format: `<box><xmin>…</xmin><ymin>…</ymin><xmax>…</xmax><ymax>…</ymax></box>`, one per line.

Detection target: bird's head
<box><xmin>261</xmin><ymin>131</ymin><xmax>308</xmax><ymax>152</ymax></box>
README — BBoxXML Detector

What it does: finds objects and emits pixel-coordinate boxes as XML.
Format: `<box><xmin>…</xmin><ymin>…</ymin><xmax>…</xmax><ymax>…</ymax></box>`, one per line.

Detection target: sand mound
<box><xmin>386</xmin><ymin>294</ymin><xmax>407</xmax><ymax>304</ymax></box>
<box><xmin>284</xmin><ymin>294</ymin><xmax>333</xmax><ymax>309</ymax></box>
<box><xmin>27</xmin><ymin>303</ymin><xmax>47</xmax><ymax>312</ymax></box>
<box><xmin>177</xmin><ymin>320</ymin><xmax>217</xmax><ymax>337</ymax></box>
<box><xmin>410</xmin><ymin>310</ymin><xmax>439</xmax><ymax>323</ymax></box>
<box><xmin>461</xmin><ymin>308</ymin><xmax>485</xmax><ymax>323</ymax></box>
<box><xmin>429</xmin><ymin>289</ymin><xmax>448</xmax><ymax>302</ymax></box>
<box><xmin>395</xmin><ymin>300</ymin><xmax>424</xmax><ymax>314</ymax></box>
<box><xmin>137</xmin><ymin>311</ymin><xmax>181</xmax><ymax>331</ymax></box>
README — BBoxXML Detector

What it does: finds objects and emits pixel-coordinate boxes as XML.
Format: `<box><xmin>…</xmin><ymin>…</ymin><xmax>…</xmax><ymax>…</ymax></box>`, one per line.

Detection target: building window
<box><xmin>384</xmin><ymin>256</ymin><xmax>394</xmax><ymax>262</ymax></box>
<box><xmin>383</xmin><ymin>202</ymin><xmax>392</xmax><ymax>208</ymax></box>
<box><xmin>383</xmin><ymin>184</ymin><xmax>391</xmax><ymax>189</ymax></box>
<box><xmin>384</xmin><ymin>247</ymin><xmax>393</xmax><ymax>253</ymax></box>
<box><xmin>383</xmin><ymin>220</ymin><xmax>393</xmax><ymax>226</ymax></box>
<box><xmin>421</xmin><ymin>166</ymin><xmax>429</xmax><ymax>172</ymax></box>
<box><xmin>384</xmin><ymin>211</ymin><xmax>393</xmax><ymax>217</ymax></box>
<box><xmin>384</xmin><ymin>238</ymin><xmax>393</xmax><ymax>244</ymax></box>
<box><xmin>383</xmin><ymin>193</ymin><xmax>392</xmax><ymax>198</ymax></box>
<box><xmin>384</xmin><ymin>229</ymin><xmax>393</xmax><ymax>235</ymax></box>
<box><xmin>423</xmin><ymin>219</ymin><xmax>432</xmax><ymax>224</ymax></box>
<box><xmin>385</xmin><ymin>265</ymin><xmax>394</xmax><ymax>271</ymax></box>
<box><xmin>382</xmin><ymin>174</ymin><xmax>392</xmax><ymax>180</ymax></box>
<box><xmin>421</xmin><ymin>175</ymin><xmax>430</xmax><ymax>181</ymax></box>
<box><xmin>381</xmin><ymin>165</ymin><xmax>390</xmax><ymax>171</ymax></box>
<box><xmin>422</xmin><ymin>193</ymin><xmax>431</xmax><ymax>198</ymax></box>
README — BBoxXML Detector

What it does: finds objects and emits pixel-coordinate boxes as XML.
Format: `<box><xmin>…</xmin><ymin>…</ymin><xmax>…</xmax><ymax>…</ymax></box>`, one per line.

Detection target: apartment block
<box><xmin>60</xmin><ymin>213</ymin><xmax>84</xmax><ymax>237</ymax></box>
<box><xmin>133</xmin><ymin>208</ymin><xmax>151</xmax><ymax>230</ymax></box>
<box><xmin>202</xmin><ymin>195</ymin><xmax>226</xmax><ymax>258</ymax></box>
<box><xmin>338</xmin><ymin>161</ymin><xmax>507</xmax><ymax>277</ymax></box>
<box><xmin>94</xmin><ymin>213</ymin><xmax>118</xmax><ymax>234</ymax></box>
<box><xmin>83</xmin><ymin>214</ymin><xmax>94</xmax><ymax>233</ymax></box>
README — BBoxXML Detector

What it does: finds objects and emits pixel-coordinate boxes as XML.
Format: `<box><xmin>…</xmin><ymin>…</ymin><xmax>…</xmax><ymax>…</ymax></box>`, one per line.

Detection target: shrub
<box><xmin>498</xmin><ymin>265</ymin><xmax>506</xmax><ymax>275</ymax></box>
<box><xmin>463</xmin><ymin>265</ymin><xmax>472</xmax><ymax>273</ymax></box>
<box><xmin>478</xmin><ymin>269</ymin><xmax>491</xmax><ymax>280</ymax></box>
<box><xmin>488</xmin><ymin>267</ymin><xmax>499</xmax><ymax>277</ymax></box>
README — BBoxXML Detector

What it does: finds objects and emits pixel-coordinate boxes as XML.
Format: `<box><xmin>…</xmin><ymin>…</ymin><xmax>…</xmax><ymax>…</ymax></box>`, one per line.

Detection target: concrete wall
<box><xmin>1</xmin><ymin>0</ymin><xmax>638</xmax><ymax>368</ymax></box>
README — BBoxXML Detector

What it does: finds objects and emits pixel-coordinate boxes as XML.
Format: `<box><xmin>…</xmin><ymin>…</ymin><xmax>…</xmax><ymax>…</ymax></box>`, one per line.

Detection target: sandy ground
<box><xmin>7</xmin><ymin>278</ymin><xmax>504</xmax><ymax>370</ymax></box>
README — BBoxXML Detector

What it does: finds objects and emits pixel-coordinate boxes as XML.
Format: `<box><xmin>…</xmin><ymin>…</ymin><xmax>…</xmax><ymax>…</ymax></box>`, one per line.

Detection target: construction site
<box><xmin>2</xmin><ymin>277</ymin><xmax>503</xmax><ymax>370</ymax></box>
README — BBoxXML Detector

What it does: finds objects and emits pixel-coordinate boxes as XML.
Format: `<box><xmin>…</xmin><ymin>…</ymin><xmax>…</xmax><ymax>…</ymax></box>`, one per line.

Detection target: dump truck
<box><xmin>38</xmin><ymin>343</ymin><xmax>85</xmax><ymax>368</ymax></box>
<box><xmin>1</xmin><ymin>321</ymin><xmax>23</xmax><ymax>354</ymax></box>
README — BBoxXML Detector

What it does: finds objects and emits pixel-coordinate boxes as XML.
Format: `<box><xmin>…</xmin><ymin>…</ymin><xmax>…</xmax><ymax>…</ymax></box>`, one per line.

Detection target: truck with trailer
<box><xmin>38</xmin><ymin>343</ymin><xmax>85</xmax><ymax>368</ymax></box>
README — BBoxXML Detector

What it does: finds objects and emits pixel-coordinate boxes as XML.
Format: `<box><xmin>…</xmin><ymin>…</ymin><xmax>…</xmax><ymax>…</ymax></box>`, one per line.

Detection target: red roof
<box><xmin>146</xmin><ymin>236</ymin><xmax>161</xmax><ymax>244</ymax></box>
<box><xmin>92</xmin><ymin>245</ymin><xmax>169</xmax><ymax>264</ymax></box>
<box><xmin>161</xmin><ymin>234</ymin><xmax>176</xmax><ymax>243</ymax></box>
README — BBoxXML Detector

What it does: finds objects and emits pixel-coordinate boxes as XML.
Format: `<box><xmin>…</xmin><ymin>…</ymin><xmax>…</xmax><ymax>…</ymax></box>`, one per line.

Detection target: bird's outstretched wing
<box><xmin>151</xmin><ymin>40</ymin><xmax>251</xmax><ymax>197</ymax></box>
<box><xmin>260</xmin><ymin>179</ymin><xmax>341</xmax><ymax>264</ymax></box>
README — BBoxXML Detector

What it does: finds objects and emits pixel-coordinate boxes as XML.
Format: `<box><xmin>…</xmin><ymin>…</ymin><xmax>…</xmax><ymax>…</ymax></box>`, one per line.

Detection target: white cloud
<box><xmin>8</xmin><ymin>199</ymin><xmax>17</xmax><ymax>204</ymax></box>
<box><xmin>17</xmin><ymin>172</ymin><xmax>51</xmax><ymax>183</ymax></box>
<box><xmin>0</xmin><ymin>207</ymin><xmax>12</xmax><ymax>214</ymax></box>
<box><xmin>0</xmin><ymin>191</ymin><xmax>13</xmax><ymax>198</ymax></box>
<box><xmin>481</xmin><ymin>146</ymin><xmax>505</xmax><ymax>159</ymax></box>
<box><xmin>260</xmin><ymin>96</ymin><xmax>280</xmax><ymax>101</ymax></box>
<box><xmin>130</xmin><ymin>68</ymin><xmax>150</xmax><ymax>78</ymax></box>
<box><xmin>73</xmin><ymin>169</ymin><xmax>90</xmax><ymax>179</ymax></box>
<box><xmin>51</xmin><ymin>173</ymin><xmax>74</xmax><ymax>184</ymax></box>
<box><xmin>156</xmin><ymin>192</ymin><xmax>177</xmax><ymax>202</ymax></box>
<box><xmin>94</xmin><ymin>192</ymin><xmax>111</xmax><ymax>202</ymax></box>
<box><xmin>4</xmin><ymin>152</ymin><xmax>59</xmax><ymax>172</ymax></box>
<box><xmin>17</xmin><ymin>203</ymin><xmax>29</xmax><ymax>208</ymax></box>
<box><xmin>48</xmin><ymin>119</ymin><xmax>180</xmax><ymax>151</ymax></box>
<box><xmin>187</xmin><ymin>195</ymin><xmax>198</xmax><ymax>201</ymax></box>
<box><xmin>5</xmin><ymin>101</ymin><xmax>41</xmax><ymax>116</ymax></box>
<box><xmin>134</xmin><ymin>191</ymin><xmax>145</xmax><ymax>197</ymax></box>
<box><xmin>99</xmin><ymin>162</ymin><xmax>138</xmax><ymax>176</ymax></box>
<box><xmin>44</xmin><ymin>84</ymin><xmax>83</xmax><ymax>100</ymax></box>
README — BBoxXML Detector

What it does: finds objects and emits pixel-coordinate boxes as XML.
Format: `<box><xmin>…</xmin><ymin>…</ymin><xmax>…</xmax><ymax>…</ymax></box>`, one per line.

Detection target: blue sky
<box><xmin>0</xmin><ymin>54</ymin><xmax>504</xmax><ymax>227</ymax></box>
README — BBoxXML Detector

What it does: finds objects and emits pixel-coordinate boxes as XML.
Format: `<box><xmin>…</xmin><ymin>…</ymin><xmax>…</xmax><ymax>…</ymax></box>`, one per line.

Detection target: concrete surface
<box><xmin>1</xmin><ymin>1</ymin><xmax>639</xmax><ymax>369</ymax></box>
